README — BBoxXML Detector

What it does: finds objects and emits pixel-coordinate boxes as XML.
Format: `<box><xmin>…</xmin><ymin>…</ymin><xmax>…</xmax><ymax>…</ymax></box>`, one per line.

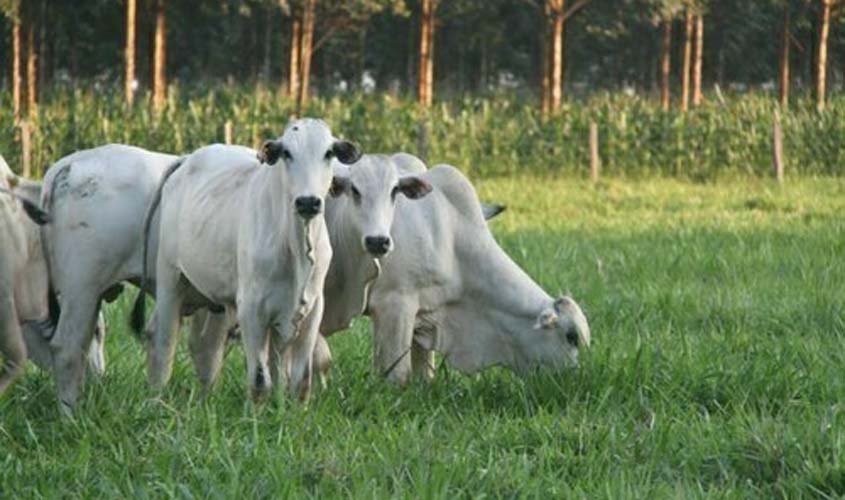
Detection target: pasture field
<box><xmin>2</xmin><ymin>176</ymin><xmax>845</xmax><ymax>498</ymax></box>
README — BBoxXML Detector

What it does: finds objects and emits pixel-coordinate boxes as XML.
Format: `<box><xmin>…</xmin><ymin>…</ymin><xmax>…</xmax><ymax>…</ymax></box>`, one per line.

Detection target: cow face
<box><xmin>330</xmin><ymin>155</ymin><xmax>432</xmax><ymax>257</ymax></box>
<box><xmin>530</xmin><ymin>296</ymin><xmax>590</xmax><ymax>369</ymax></box>
<box><xmin>258</xmin><ymin>118</ymin><xmax>360</xmax><ymax>220</ymax></box>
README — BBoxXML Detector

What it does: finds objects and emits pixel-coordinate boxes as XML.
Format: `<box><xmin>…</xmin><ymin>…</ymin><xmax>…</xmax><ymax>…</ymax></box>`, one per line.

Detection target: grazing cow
<box><xmin>330</xmin><ymin>162</ymin><xmax>590</xmax><ymax>384</ymax></box>
<box><xmin>0</xmin><ymin>157</ymin><xmax>105</xmax><ymax>394</ymax></box>
<box><xmin>134</xmin><ymin>119</ymin><xmax>361</xmax><ymax>401</ymax></box>
<box><xmin>37</xmin><ymin>145</ymin><xmax>225</xmax><ymax>413</ymax></box>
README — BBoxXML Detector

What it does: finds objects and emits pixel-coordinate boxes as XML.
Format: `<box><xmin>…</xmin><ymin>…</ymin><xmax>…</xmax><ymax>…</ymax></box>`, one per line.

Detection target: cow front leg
<box><xmin>371</xmin><ymin>298</ymin><xmax>417</xmax><ymax>385</ymax></box>
<box><xmin>147</xmin><ymin>267</ymin><xmax>185</xmax><ymax>390</ymax></box>
<box><xmin>50</xmin><ymin>292</ymin><xmax>99</xmax><ymax>414</ymax></box>
<box><xmin>238</xmin><ymin>305</ymin><xmax>272</xmax><ymax>402</ymax></box>
<box><xmin>411</xmin><ymin>341</ymin><xmax>435</xmax><ymax>382</ymax></box>
<box><xmin>188</xmin><ymin>309</ymin><xmax>232</xmax><ymax>394</ymax></box>
<box><xmin>285</xmin><ymin>296</ymin><xmax>323</xmax><ymax>402</ymax></box>
<box><xmin>0</xmin><ymin>297</ymin><xmax>26</xmax><ymax>395</ymax></box>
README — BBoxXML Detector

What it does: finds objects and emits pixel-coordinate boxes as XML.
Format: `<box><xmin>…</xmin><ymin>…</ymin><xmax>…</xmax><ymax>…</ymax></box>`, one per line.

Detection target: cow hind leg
<box><xmin>188</xmin><ymin>309</ymin><xmax>231</xmax><ymax>394</ymax></box>
<box><xmin>147</xmin><ymin>268</ymin><xmax>185</xmax><ymax>390</ymax></box>
<box><xmin>0</xmin><ymin>300</ymin><xmax>26</xmax><ymax>395</ymax></box>
<box><xmin>411</xmin><ymin>341</ymin><xmax>435</xmax><ymax>382</ymax></box>
<box><xmin>50</xmin><ymin>292</ymin><xmax>99</xmax><ymax>414</ymax></box>
<box><xmin>312</xmin><ymin>335</ymin><xmax>332</xmax><ymax>390</ymax></box>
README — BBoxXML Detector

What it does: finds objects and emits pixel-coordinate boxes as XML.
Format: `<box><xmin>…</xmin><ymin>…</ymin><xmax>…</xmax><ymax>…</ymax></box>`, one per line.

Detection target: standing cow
<box><xmin>37</xmin><ymin>145</ymin><xmax>227</xmax><ymax>413</ymax></box>
<box><xmin>0</xmin><ymin>157</ymin><xmax>105</xmax><ymax>394</ymax></box>
<box><xmin>134</xmin><ymin>119</ymin><xmax>361</xmax><ymax>401</ymax></box>
<box><xmin>327</xmin><ymin>160</ymin><xmax>591</xmax><ymax>383</ymax></box>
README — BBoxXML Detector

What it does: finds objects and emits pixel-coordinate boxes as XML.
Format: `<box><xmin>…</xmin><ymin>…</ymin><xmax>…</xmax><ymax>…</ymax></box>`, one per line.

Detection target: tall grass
<box><xmin>2</xmin><ymin>86</ymin><xmax>845</xmax><ymax>179</ymax></box>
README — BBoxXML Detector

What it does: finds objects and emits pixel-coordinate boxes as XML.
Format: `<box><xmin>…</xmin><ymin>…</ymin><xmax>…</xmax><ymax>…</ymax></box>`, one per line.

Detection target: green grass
<box><xmin>2</xmin><ymin>176</ymin><xmax>845</xmax><ymax>498</ymax></box>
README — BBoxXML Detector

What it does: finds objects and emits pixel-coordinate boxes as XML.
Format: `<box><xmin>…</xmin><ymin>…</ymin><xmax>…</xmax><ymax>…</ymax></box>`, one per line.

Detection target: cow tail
<box><xmin>130</xmin><ymin>157</ymin><xmax>186</xmax><ymax>337</ymax></box>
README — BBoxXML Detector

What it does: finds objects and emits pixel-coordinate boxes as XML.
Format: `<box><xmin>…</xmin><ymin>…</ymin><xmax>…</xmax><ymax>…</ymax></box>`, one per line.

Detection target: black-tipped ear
<box><xmin>397</xmin><ymin>176</ymin><xmax>433</xmax><ymax>200</ymax></box>
<box><xmin>481</xmin><ymin>203</ymin><xmax>506</xmax><ymax>220</ymax></box>
<box><xmin>20</xmin><ymin>198</ymin><xmax>50</xmax><ymax>225</ymax></box>
<box><xmin>330</xmin><ymin>175</ymin><xmax>351</xmax><ymax>197</ymax></box>
<box><xmin>258</xmin><ymin>140</ymin><xmax>283</xmax><ymax>165</ymax></box>
<box><xmin>332</xmin><ymin>141</ymin><xmax>362</xmax><ymax>165</ymax></box>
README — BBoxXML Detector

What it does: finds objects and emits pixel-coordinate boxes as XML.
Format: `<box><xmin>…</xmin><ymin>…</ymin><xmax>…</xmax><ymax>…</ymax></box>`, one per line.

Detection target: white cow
<box><xmin>38</xmin><ymin>145</ymin><xmax>227</xmax><ymax>412</ymax></box>
<box><xmin>0</xmin><ymin>157</ymin><xmax>105</xmax><ymax>394</ymax></box>
<box><xmin>328</xmin><ymin>161</ymin><xmax>591</xmax><ymax>383</ymax></box>
<box><xmin>135</xmin><ymin>119</ymin><xmax>361</xmax><ymax>401</ymax></box>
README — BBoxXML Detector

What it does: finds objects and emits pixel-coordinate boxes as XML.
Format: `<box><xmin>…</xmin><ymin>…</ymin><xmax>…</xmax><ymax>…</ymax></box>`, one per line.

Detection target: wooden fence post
<box><xmin>772</xmin><ymin>110</ymin><xmax>784</xmax><ymax>183</ymax></box>
<box><xmin>224</xmin><ymin>120</ymin><xmax>233</xmax><ymax>145</ymax></box>
<box><xmin>589</xmin><ymin>121</ymin><xmax>601</xmax><ymax>183</ymax></box>
<box><xmin>21</xmin><ymin>121</ymin><xmax>32</xmax><ymax>178</ymax></box>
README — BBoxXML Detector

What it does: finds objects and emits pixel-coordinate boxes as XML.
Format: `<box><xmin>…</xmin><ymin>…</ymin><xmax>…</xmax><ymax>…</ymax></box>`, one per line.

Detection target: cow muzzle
<box><xmin>294</xmin><ymin>196</ymin><xmax>322</xmax><ymax>219</ymax></box>
<box><xmin>364</xmin><ymin>235</ymin><xmax>392</xmax><ymax>257</ymax></box>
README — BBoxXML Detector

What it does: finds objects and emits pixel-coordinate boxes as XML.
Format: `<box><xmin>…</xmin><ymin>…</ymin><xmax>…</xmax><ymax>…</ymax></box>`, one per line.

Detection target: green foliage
<box><xmin>2</xmin><ymin>176</ymin><xmax>845</xmax><ymax>497</ymax></box>
<box><xmin>1</xmin><ymin>87</ymin><xmax>845</xmax><ymax>179</ymax></box>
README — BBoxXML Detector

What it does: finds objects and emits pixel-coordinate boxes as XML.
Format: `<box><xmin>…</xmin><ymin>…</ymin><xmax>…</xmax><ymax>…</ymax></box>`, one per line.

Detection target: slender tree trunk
<box><xmin>126</xmin><ymin>0</ymin><xmax>136</xmax><ymax>107</ymax></box>
<box><xmin>418</xmin><ymin>0</ymin><xmax>434</xmax><ymax>107</ymax></box>
<box><xmin>816</xmin><ymin>0</ymin><xmax>831</xmax><ymax>112</ymax></box>
<box><xmin>12</xmin><ymin>14</ymin><xmax>22</xmax><ymax>123</ymax></box>
<box><xmin>660</xmin><ymin>19</ymin><xmax>672</xmax><ymax>111</ymax></box>
<box><xmin>692</xmin><ymin>14</ymin><xmax>703</xmax><ymax>107</ymax></box>
<box><xmin>681</xmin><ymin>10</ymin><xmax>692</xmax><ymax>112</ymax></box>
<box><xmin>38</xmin><ymin>0</ymin><xmax>46</xmax><ymax>101</ymax></box>
<box><xmin>424</xmin><ymin>1</ymin><xmax>435</xmax><ymax>106</ymax></box>
<box><xmin>550</xmin><ymin>9</ymin><xmax>564</xmax><ymax>112</ymax></box>
<box><xmin>262</xmin><ymin>6</ymin><xmax>273</xmax><ymax>82</ymax></box>
<box><xmin>152</xmin><ymin>0</ymin><xmax>167</xmax><ymax>112</ymax></box>
<box><xmin>540</xmin><ymin>6</ymin><xmax>551</xmax><ymax>115</ymax></box>
<box><xmin>297</xmin><ymin>0</ymin><xmax>316</xmax><ymax>111</ymax></box>
<box><xmin>288</xmin><ymin>17</ymin><xmax>301</xmax><ymax>99</ymax></box>
<box><xmin>779</xmin><ymin>6</ymin><xmax>790</xmax><ymax>107</ymax></box>
<box><xmin>26</xmin><ymin>21</ymin><xmax>37</xmax><ymax>119</ymax></box>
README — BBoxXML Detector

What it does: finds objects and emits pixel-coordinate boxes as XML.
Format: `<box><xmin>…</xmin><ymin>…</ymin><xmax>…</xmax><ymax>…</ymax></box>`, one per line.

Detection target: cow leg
<box><xmin>188</xmin><ymin>309</ymin><xmax>230</xmax><ymax>393</ymax></box>
<box><xmin>0</xmin><ymin>297</ymin><xmax>26</xmax><ymax>395</ymax></box>
<box><xmin>86</xmin><ymin>308</ymin><xmax>107</xmax><ymax>378</ymax></box>
<box><xmin>312</xmin><ymin>335</ymin><xmax>332</xmax><ymax>390</ymax></box>
<box><xmin>147</xmin><ymin>267</ymin><xmax>184</xmax><ymax>389</ymax></box>
<box><xmin>50</xmin><ymin>292</ymin><xmax>99</xmax><ymax>413</ymax></box>
<box><xmin>411</xmin><ymin>342</ymin><xmax>435</xmax><ymax>382</ymax></box>
<box><xmin>238</xmin><ymin>305</ymin><xmax>272</xmax><ymax>402</ymax></box>
<box><xmin>371</xmin><ymin>298</ymin><xmax>417</xmax><ymax>385</ymax></box>
<box><xmin>285</xmin><ymin>296</ymin><xmax>323</xmax><ymax>402</ymax></box>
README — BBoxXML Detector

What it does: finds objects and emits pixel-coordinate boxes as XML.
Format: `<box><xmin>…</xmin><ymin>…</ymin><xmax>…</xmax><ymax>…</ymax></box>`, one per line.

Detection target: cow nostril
<box><xmin>364</xmin><ymin>236</ymin><xmax>391</xmax><ymax>256</ymax></box>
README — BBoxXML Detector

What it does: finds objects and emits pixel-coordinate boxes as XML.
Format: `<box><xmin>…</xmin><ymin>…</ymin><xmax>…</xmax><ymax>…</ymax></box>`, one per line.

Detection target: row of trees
<box><xmin>2</xmin><ymin>0</ymin><xmax>845</xmax><ymax>119</ymax></box>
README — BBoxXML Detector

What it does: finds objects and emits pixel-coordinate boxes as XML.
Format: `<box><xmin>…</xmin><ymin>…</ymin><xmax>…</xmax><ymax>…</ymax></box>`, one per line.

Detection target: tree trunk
<box><xmin>540</xmin><ymin>6</ymin><xmax>551</xmax><ymax>115</ymax></box>
<box><xmin>262</xmin><ymin>5</ymin><xmax>273</xmax><ymax>82</ymax></box>
<box><xmin>12</xmin><ymin>13</ymin><xmax>22</xmax><ymax>123</ymax></box>
<box><xmin>417</xmin><ymin>0</ymin><xmax>432</xmax><ymax>107</ymax></box>
<box><xmin>681</xmin><ymin>10</ymin><xmax>692</xmax><ymax>112</ymax></box>
<box><xmin>816</xmin><ymin>0</ymin><xmax>831</xmax><ymax>112</ymax></box>
<box><xmin>692</xmin><ymin>14</ymin><xmax>703</xmax><ymax>107</ymax></box>
<box><xmin>779</xmin><ymin>6</ymin><xmax>790</xmax><ymax>107</ymax></box>
<box><xmin>288</xmin><ymin>17</ymin><xmax>301</xmax><ymax>100</ymax></box>
<box><xmin>153</xmin><ymin>0</ymin><xmax>167</xmax><ymax>112</ymax></box>
<box><xmin>424</xmin><ymin>0</ymin><xmax>435</xmax><ymax>107</ymax></box>
<box><xmin>297</xmin><ymin>0</ymin><xmax>316</xmax><ymax>112</ymax></box>
<box><xmin>126</xmin><ymin>0</ymin><xmax>137</xmax><ymax>107</ymax></box>
<box><xmin>660</xmin><ymin>19</ymin><xmax>672</xmax><ymax>111</ymax></box>
<box><xmin>550</xmin><ymin>8</ymin><xmax>564</xmax><ymax>112</ymax></box>
<box><xmin>26</xmin><ymin>20</ymin><xmax>37</xmax><ymax>119</ymax></box>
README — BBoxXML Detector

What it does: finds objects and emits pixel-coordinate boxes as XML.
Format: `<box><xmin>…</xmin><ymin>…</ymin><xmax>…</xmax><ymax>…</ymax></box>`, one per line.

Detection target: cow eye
<box><xmin>282</xmin><ymin>149</ymin><xmax>293</xmax><ymax>161</ymax></box>
<box><xmin>324</xmin><ymin>149</ymin><xmax>335</xmax><ymax>161</ymax></box>
<box><xmin>565</xmin><ymin>330</ymin><xmax>579</xmax><ymax>347</ymax></box>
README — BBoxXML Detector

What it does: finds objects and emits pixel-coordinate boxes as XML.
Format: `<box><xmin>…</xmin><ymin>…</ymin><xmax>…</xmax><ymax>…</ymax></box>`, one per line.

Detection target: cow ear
<box><xmin>332</xmin><ymin>140</ymin><xmax>362</xmax><ymax>165</ymax></box>
<box><xmin>397</xmin><ymin>176</ymin><xmax>433</xmax><ymax>200</ymax></box>
<box><xmin>258</xmin><ymin>140</ymin><xmax>283</xmax><ymax>165</ymax></box>
<box><xmin>533</xmin><ymin>307</ymin><xmax>559</xmax><ymax>330</ymax></box>
<box><xmin>6</xmin><ymin>174</ymin><xmax>19</xmax><ymax>188</ymax></box>
<box><xmin>330</xmin><ymin>175</ymin><xmax>351</xmax><ymax>197</ymax></box>
<box><xmin>553</xmin><ymin>296</ymin><xmax>575</xmax><ymax>314</ymax></box>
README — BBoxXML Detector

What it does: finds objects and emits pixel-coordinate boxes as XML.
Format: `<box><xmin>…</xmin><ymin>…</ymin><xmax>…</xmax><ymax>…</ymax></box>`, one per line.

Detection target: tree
<box><xmin>126</xmin><ymin>0</ymin><xmax>136</xmax><ymax>107</ymax></box>
<box><xmin>680</xmin><ymin>8</ymin><xmax>692</xmax><ymax>111</ymax></box>
<box><xmin>660</xmin><ymin>18</ymin><xmax>671</xmax><ymax>110</ymax></box>
<box><xmin>152</xmin><ymin>0</ymin><xmax>167</xmax><ymax>112</ymax></box>
<box><xmin>25</xmin><ymin>3</ymin><xmax>36</xmax><ymax>119</ymax></box>
<box><xmin>691</xmin><ymin>12</ymin><xmax>703</xmax><ymax>106</ymax></box>
<box><xmin>779</xmin><ymin>1</ymin><xmax>790</xmax><ymax>107</ymax></box>
<box><xmin>298</xmin><ymin>0</ymin><xmax>315</xmax><ymax>111</ymax></box>
<box><xmin>1</xmin><ymin>0</ymin><xmax>23</xmax><ymax>122</ymax></box>
<box><xmin>816</xmin><ymin>0</ymin><xmax>832</xmax><ymax>112</ymax></box>
<box><xmin>417</xmin><ymin>0</ymin><xmax>438</xmax><ymax>108</ymax></box>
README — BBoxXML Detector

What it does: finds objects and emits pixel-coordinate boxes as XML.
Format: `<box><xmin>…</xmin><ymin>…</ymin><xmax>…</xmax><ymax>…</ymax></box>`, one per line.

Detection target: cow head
<box><xmin>258</xmin><ymin>118</ymin><xmax>361</xmax><ymax>220</ymax></box>
<box><xmin>330</xmin><ymin>155</ymin><xmax>432</xmax><ymax>257</ymax></box>
<box><xmin>527</xmin><ymin>296</ymin><xmax>590</xmax><ymax>369</ymax></box>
